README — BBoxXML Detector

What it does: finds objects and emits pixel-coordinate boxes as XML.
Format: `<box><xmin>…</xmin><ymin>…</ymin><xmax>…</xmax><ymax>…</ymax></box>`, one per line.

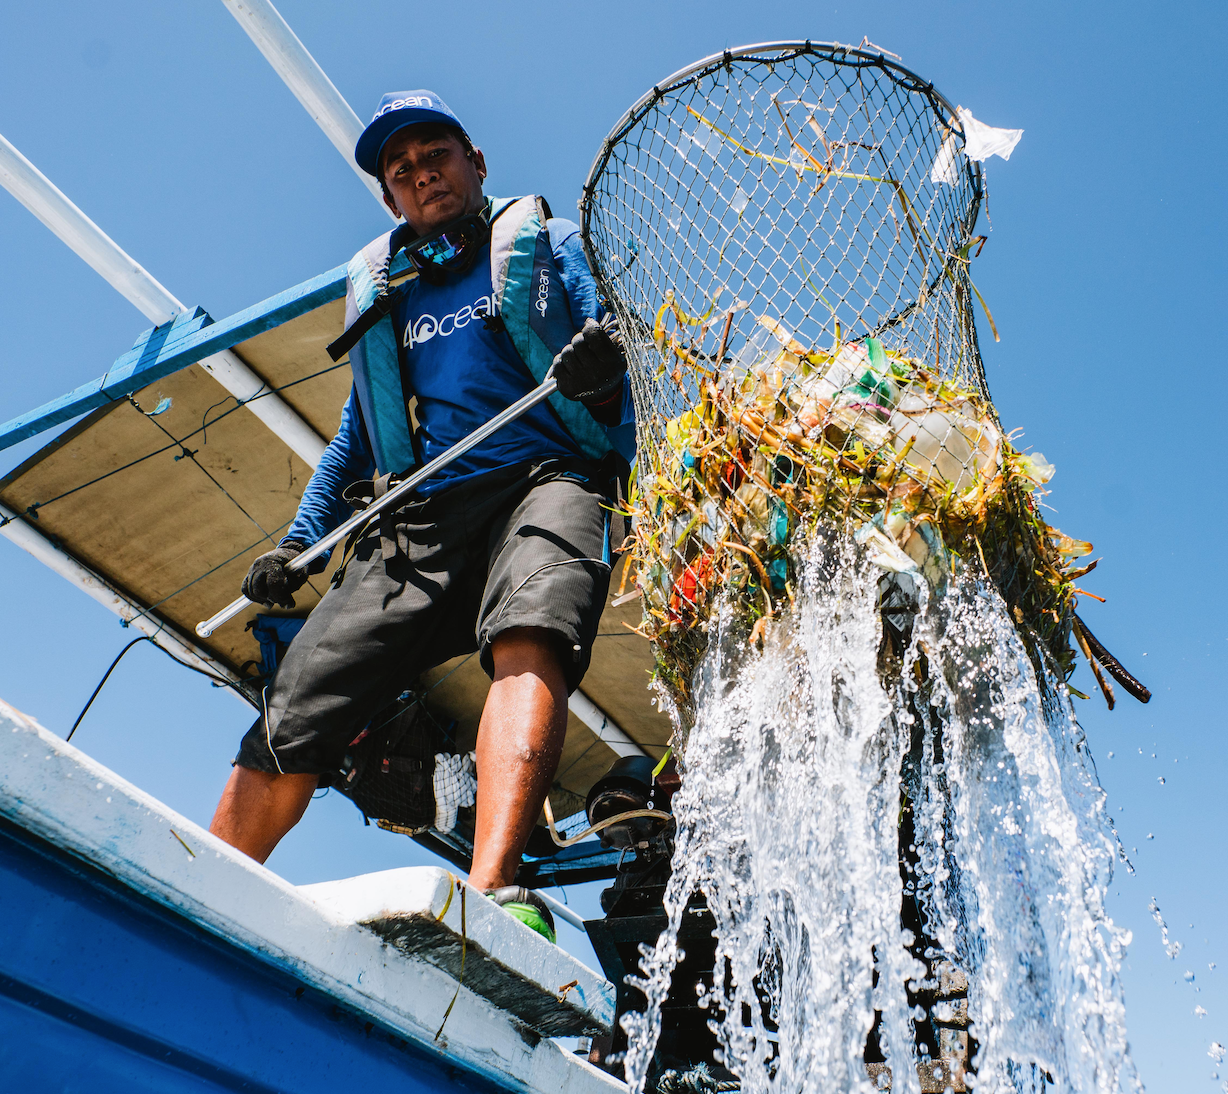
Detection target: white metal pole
<box><xmin>219</xmin><ymin>0</ymin><xmax>394</xmax><ymax>218</ymax></box>
<box><xmin>566</xmin><ymin>690</ymin><xmax>648</xmax><ymax>759</ymax></box>
<box><xmin>531</xmin><ymin>889</ymin><xmax>587</xmax><ymax>931</ymax></box>
<box><xmin>0</xmin><ymin>503</ymin><xmax>253</xmax><ymax>703</ymax></box>
<box><xmin>0</xmin><ymin>131</ymin><xmax>327</xmax><ymax>468</ymax></box>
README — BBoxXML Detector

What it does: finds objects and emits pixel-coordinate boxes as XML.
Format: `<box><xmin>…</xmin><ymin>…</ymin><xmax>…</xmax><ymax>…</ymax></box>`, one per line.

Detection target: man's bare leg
<box><xmin>469</xmin><ymin>627</ymin><xmax>569</xmax><ymax>891</ymax></box>
<box><xmin>209</xmin><ymin>766</ymin><xmax>318</xmax><ymax>864</ymax></box>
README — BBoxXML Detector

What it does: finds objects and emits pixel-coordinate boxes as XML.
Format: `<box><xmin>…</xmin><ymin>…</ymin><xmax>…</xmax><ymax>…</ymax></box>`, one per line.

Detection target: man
<box><xmin>209</xmin><ymin>91</ymin><xmax>634</xmax><ymax>942</ymax></box>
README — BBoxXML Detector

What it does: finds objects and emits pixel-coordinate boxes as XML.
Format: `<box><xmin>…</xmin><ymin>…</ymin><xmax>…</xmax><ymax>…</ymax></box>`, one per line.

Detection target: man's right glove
<box><xmin>553</xmin><ymin>314</ymin><xmax>627</xmax><ymax>426</ymax></box>
<box><xmin>241</xmin><ymin>542</ymin><xmax>310</xmax><ymax>609</ymax></box>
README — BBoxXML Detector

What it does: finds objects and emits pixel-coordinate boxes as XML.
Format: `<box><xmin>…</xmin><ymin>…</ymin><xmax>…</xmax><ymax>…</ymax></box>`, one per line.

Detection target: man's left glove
<box><xmin>241</xmin><ymin>542</ymin><xmax>311</xmax><ymax>609</ymax></box>
<box><xmin>553</xmin><ymin>315</ymin><xmax>627</xmax><ymax>426</ymax></box>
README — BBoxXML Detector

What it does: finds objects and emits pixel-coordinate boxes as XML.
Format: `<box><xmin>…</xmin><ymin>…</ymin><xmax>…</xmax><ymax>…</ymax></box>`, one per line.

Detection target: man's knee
<box><xmin>490</xmin><ymin>626</ymin><xmax>566</xmax><ymax>684</ymax></box>
<box><xmin>210</xmin><ymin>765</ymin><xmax>318</xmax><ymax>862</ymax></box>
<box><xmin>220</xmin><ymin>764</ymin><xmax>318</xmax><ymax>818</ymax></box>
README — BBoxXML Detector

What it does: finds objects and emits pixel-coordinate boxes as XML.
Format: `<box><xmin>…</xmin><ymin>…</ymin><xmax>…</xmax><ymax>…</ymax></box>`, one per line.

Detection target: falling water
<box><xmin>622</xmin><ymin>535</ymin><xmax>1140</xmax><ymax>1094</ymax></box>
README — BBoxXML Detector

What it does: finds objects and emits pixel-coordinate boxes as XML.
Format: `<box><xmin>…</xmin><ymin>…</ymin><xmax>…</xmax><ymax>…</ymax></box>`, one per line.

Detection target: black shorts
<box><xmin>235</xmin><ymin>457</ymin><xmax>614</xmax><ymax>776</ymax></box>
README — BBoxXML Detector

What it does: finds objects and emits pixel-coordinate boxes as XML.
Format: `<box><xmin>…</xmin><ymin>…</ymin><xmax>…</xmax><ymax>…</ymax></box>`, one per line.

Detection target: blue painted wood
<box><xmin>0</xmin><ymin>264</ymin><xmax>348</xmax><ymax>452</ymax></box>
<box><xmin>0</xmin><ymin>307</ymin><xmax>215</xmax><ymax>449</ymax></box>
<box><xmin>0</xmin><ymin>816</ymin><xmax>503</xmax><ymax>1094</ymax></box>
<box><xmin>516</xmin><ymin>839</ymin><xmax>623</xmax><ymax>888</ymax></box>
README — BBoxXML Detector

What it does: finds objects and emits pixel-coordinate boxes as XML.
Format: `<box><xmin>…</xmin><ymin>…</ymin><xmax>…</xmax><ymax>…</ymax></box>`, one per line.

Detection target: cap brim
<box><xmin>355</xmin><ymin>108</ymin><xmax>466</xmax><ymax>177</ymax></box>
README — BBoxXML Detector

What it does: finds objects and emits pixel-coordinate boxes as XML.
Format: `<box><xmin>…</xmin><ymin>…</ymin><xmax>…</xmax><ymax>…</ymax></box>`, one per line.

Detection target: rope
<box><xmin>129</xmin><ymin>394</ymin><xmax>275</xmax><ymax>539</ymax></box>
<box><xmin>434</xmin><ymin>877</ymin><xmax>467</xmax><ymax>1040</ymax></box>
<box><xmin>654</xmin><ymin>1063</ymin><xmax>740</xmax><ymax>1092</ymax></box>
<box><xmin>121</xmin><ymin>517</ymin><xmax>294</xmax><ymax>626</ymax></box>
<box><xmin>541</xmin><ymin>794</ymin><xmax>671</xmax><ymax>849</ymax></box>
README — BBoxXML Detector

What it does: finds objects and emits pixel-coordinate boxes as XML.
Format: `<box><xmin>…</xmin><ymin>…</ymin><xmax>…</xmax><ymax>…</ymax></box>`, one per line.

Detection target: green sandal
<box><xmin>486</xmin><ymin>886</ymin><xmax>557</xmax><ymax>944</ymax></box>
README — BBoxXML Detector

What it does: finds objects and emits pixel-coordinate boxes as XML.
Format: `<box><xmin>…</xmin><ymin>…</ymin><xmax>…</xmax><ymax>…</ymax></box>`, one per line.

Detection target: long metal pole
<box><xmin>219</xmin><ymin>0</ymin><xmax>393</xmax><ymax>218</ymax></box>
<box><xmin>566</xmin><ymin>690</ymin><xmax>647</xmax><ymax>759</ymax></box>
<box><xmin>0</xmin><ymin>503</ymin><xmax>253</xmax><ymax>702</ymax></box>
<box><xmin>197</xmin><ymin>375</ymin><xmax>560</xmax><ymax>637</ymax></box>
<box><xmin>0</xmin><ymin>131</ymin><xmax>327</xmax><ymax>468</ymax></box>
<box><xmin>531</xmin><ymin>888</ymin><xmax>587</xmax><ymax>931</ymax></box>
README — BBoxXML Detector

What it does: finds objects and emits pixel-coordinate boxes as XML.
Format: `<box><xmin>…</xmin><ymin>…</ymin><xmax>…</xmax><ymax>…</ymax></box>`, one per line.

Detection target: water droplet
<box><xmin>1185</xmin><ymin>970</ymin><xmax>1196</xmax><ymax>982</ymax></box>
<box><xmin>1146</xmin><ymin>833</ymin><xmax>1154</xmax><ymax>839</ymax></box>
<box><xmin>1158</xmin><ymin>776</ymin><xmax>1166</xmax><ymax>785</ymax></box>
<box><xmin>1210</xmin><ymin>1041</ymin><xmax>1225</xmax><ymax>1064</ymax></box>
<box><xmin>1107</xmin><ymin>751</ymin><xmax>1115</xmax><ymax>759</ymax></box>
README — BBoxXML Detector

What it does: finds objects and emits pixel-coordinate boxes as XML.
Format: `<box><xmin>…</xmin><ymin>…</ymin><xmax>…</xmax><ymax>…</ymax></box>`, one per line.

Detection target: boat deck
<box><xmin>0</xmin><ymin>698</ymin><xmax>624</xmax><ymax>1093</ymax></box>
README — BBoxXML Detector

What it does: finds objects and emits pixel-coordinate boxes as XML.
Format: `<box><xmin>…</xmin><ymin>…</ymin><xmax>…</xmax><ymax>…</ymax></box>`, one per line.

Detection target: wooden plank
<box><xmin>0</xmin><ymin>265</ymin><xmax>348</xmax><ymax>451</ymax></box>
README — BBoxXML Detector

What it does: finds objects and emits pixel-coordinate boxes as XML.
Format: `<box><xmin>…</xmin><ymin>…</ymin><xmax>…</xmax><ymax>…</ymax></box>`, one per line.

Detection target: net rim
<box><xmin>578</xmin><ymin>39</ymin><xmax>983</xmax><ymax>297</ymax></box>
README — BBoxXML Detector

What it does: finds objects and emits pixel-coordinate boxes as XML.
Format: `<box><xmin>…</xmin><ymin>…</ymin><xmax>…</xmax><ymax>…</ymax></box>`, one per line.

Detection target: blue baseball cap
<box><xmin>355</xmin><ymin>89</ymin><xmax>469</xmax><ymax>178</ymax></box>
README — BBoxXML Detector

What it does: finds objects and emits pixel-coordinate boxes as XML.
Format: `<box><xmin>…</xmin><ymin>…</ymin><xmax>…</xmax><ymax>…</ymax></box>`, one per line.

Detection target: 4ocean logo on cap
<box><xmin>374</xmin><ymin>94</ymin><xmax>436</xmax><ymax>120</ymax></box>
<box><xmin>404</xmin><ymin>294</ymin><xmax>493</xmax><ymax>348</ymax></box>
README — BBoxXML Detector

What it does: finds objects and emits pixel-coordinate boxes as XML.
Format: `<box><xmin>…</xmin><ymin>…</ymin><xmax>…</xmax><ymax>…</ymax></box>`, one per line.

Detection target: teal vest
<box><xmin>343</xmin><ymin>195</ymin><xmax>613</xmax><ymax>476</ymax></box>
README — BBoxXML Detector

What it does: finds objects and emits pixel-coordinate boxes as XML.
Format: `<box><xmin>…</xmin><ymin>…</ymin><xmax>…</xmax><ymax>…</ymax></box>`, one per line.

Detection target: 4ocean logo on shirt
<box><xmin>403</xmin><ymin>294</ymin><xmax>493</xmax><ymax>348</ymax></box>
<box><xmin>535</xmin><ymin>268</ymin><xmax>550</xmax><ymax>317</ymax></box>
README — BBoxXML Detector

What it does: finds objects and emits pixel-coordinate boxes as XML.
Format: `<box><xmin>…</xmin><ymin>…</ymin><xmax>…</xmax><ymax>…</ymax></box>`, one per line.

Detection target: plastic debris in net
<box><xmin>432</xmin><ymin>750</ymin><xmax>476</xmax><ymax>833</ymax></box>
<box><xmin>930</xmin><ymin>133</ymin><xmax>962</xmax><ymax>185</ymax></box>
<box><xmin>931</xmin><ymin>106</ymin><xmax>1023</xmax><ymax>184</ymax></box>
<box><xmin>580</xmin><ymin>43</ymin><xmax>1120</xmax><ymax>711</ymax></box>
<box><xmin>957</xmin><ymin>106</ymin><xmax>1023</xmax><ymax>162</ymax></box>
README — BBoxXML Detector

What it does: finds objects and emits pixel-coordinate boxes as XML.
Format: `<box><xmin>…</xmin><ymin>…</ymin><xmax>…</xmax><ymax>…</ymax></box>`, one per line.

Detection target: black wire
<box><xmin>149</xmin><ymin>640</ymin><xmax>254</xmax><ymax>702</ymax></box>
<box><xmin>67</xmin><ymin>633</ymin><xmax>256</xmax><ymax>742</ymax></box>
<box><xmin>67</xmin><ymin>637</ymin><xmax>152</xmax><ymax>741</ymax></box>
<box><xmin>59</xmin><ymin>616</ymin><xmax>634</xmax><ymax>745</ymax></box>
<box><xmin>5</xmin><ymin>360</ymin><xmax>347</xmax><ymax>521</ymax></box>
<box><xmin>123</xmin><ymin>517</ymin><xmax>294</xmax><ymax>625</ymax></box>
<box><xmin>131</xmin><ymin>395</ymin><xmax>274</xmax><ymax>540</ymax></box>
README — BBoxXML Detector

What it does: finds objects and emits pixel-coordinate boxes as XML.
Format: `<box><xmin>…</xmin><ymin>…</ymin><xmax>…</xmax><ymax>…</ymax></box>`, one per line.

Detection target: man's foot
<box><xmin>486</xmin><ymin>886</ymin><xmax>557</xmax><ymax>944</ymax></box>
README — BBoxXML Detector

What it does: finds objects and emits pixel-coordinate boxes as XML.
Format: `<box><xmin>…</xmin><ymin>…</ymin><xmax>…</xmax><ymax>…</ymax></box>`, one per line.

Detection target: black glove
<box><xmin>553</xmin><ymin>315</ymin><xmax>627</xmax><ymax>426</ymax></box>
<box><xmin>241</xmin><ymin>541</ymin><xmax>310</xmax><ymax>609</ymax></box>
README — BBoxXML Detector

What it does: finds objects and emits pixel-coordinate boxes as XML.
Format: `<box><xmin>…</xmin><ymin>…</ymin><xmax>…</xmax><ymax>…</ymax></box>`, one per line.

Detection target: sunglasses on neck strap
<box><xmin>404</xmin><ymin>209</ymin><xmax>491</xmax><ymax>277</ymax></box>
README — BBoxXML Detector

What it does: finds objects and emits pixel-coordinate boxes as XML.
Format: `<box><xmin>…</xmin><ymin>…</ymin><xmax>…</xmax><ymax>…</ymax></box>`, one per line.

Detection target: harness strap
<box><xmin>331</xmin><ymin>472</ymin><xmax>407</xmax><ymax>583</ymax></box>
<box><xmin>373</xmin><ymin>472</ymin><xmax>403</xmax><ymax>562</ymax></box>
<box><xmin>327</xmin><ymin>290</ymin><xmax>397</xmax><ymax>363</ymax></box>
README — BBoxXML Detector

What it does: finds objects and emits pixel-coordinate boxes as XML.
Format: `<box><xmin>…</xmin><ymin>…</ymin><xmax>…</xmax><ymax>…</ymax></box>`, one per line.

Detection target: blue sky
<box><xmin>1</xmin><ymin>1</ymin><xmax>1225</xmax><ymax>1088</ymax></box>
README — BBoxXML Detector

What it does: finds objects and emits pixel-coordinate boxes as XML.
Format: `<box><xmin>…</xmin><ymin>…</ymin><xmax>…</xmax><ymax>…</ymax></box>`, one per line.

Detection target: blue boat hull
<box><xmin>0</xmin><ymin>817</ymin><xmax>502</xmax><ymax>1093</ymax></box>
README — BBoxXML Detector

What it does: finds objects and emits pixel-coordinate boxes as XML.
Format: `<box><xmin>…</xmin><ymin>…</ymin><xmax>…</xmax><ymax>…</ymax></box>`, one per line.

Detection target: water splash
<box><xmin>623</xmin><ymin>536</ymin><xmax>1140</xmax><ymax>1093</ymax></box>
<box><xmin>1148</xmin><ymin>898</ymin><xmax>1183</xmax><ymax>961</ymax></box>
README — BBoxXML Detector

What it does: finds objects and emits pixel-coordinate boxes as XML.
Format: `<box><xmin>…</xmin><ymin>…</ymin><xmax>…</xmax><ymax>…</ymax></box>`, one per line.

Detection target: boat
<box><xmin>0</xmin><ymin>3</ymin><xmax>681</xmax><ymax>1089</ymax></box>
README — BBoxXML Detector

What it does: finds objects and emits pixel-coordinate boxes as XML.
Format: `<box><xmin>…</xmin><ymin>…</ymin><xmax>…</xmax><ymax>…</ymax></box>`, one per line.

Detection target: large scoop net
<box><xmin>581</xmin><ymin>42</ymin><xmax>1100</xmax><ymax>705</ymax></box>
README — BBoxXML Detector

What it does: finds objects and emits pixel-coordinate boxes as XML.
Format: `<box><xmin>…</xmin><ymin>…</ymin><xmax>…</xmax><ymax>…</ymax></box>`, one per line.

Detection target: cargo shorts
<box><xmin>235</xmin><ymin>457</ymin><xmax>615</xmax><ymax>776</ymax></box>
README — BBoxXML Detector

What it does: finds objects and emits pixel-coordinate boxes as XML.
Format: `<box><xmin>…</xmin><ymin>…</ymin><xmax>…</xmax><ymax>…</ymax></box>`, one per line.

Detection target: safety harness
<box><xmin>327</xmin><ymin>195</ymin><xmax>615</xmax><ymax>477</ymax></box>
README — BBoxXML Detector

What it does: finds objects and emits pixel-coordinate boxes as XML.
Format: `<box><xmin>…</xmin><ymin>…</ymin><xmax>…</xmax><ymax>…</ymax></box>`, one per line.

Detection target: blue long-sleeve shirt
<box><xmin>282</xmin><ymin>219</ymin><xmax>633</xmax><ymax>550</ymax></box>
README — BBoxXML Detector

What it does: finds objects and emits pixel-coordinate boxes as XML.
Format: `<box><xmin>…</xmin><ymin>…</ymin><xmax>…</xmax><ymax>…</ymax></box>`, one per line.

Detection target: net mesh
<box><xmin>581</xmin><ymin>43</ymin><xmax>1083</xmax><ymax>702</ymax></box>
